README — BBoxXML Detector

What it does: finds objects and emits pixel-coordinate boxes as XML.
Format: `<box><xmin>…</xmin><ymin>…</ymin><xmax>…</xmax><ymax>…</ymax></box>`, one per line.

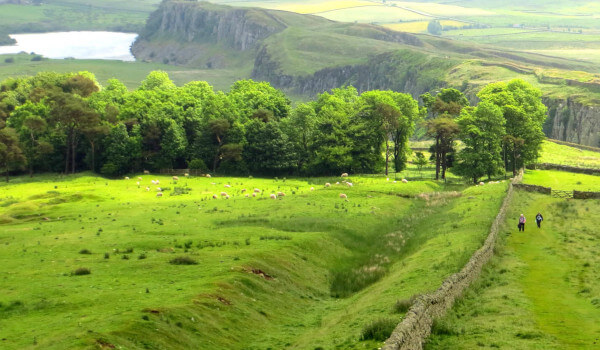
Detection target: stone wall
<box><xmin>573</xmin><ymin>191</ymin><xmax>600</xmax><ymax>199</ymax></box>
<box><xmin>382</xmin><ymin>172</ymin><xmax>522</xmax><ymax>350</ymax></box>
<box><xmin>513</xmin><ymin>183</ymin><xmax>552</xmax><ymax>194</ymax></box>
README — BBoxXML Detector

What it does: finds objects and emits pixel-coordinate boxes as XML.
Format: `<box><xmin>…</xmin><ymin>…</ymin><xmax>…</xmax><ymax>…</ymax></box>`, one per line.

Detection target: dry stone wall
<box><xmin>383</xmin><ymin>172</ymin><xmax>522</xmax><ymax>350</ymax></box>
<box><xmin>513</xmin><ymin>183</ymin><xmax>551</xmax><ymax>194</ymax></box>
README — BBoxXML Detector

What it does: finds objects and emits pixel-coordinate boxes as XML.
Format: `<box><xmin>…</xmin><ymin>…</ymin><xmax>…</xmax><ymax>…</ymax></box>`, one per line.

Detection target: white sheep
<box><xmin>393</xmin><ymin>180</ymin><xmax>397</xmax><ymax>184</ymax></box>
<box><xmin>325</xmin><ymin>183</ymin><xmax>331</xmax><ymax>187</ymax></box>
<box><xmin>145</xmin><ymin>187</ymin><xmax>150</xmax><ymax>191</ymax></box>
<box><xmin>143</xmin><ymin>170</ymin><xmax>150</xmax><ymax>175</ymax></box>
<box><xmin>386</xmin><ymin>178</ymin><xmax>389</xmax><ymax>181</ymax></box>
<box><xmin>225</xmin><ymin>195</ymin><xmax>230</xmax><ymax>199</ymax></box>
<box><xmin>346</xmin><ymin>182</ymin><xmax>353</xmax><ymax>187</ymax></box>
<box><xmin>341</xmin><ymin>173</ymin><xmax>348</xmax><ymax>177</ymax></box>
<box><xmin>402</xmin><ymin>179</ymin><xmax>408</xmax><ymax>183</ymax></box>
<box><xmin>270</xmin><ymin>194</ymin><xmax>277</xmax><ymax>199</ymax></box>
<box><xmin>124</xmin><ymin>176</ymin><xmax>130</xmax><ymax>180</ymax></box>
<box><xmin>277</xmin><ymin>192</ymin><xmax>285</xmax><ymax>197</ymax></box>
<box><xmin>310</xmin><ymin>187</ymin><xmax>315</xmax><ymax>191</ymax></box>
<box><xmin>151</xmin><ymin>180</ymin><xmax>156</xmax><ymax>185</ymax></box>
<box><xmin>172</xmin><ymin>176</ymin><xmax>179</xmax><ymax>181</ymax></box>
<box><xmin>252</xmin><ymin>193</ymin><xmax>257</xmax><ymax>197</ymax></box>
<box><xmin>479</xmin><ymin>181</ymin><xmax>485</xmax><ymax>186</ymax></box>
<box><xmin>220</xmin><ymin>192</ymin><xmax>228</xmax><ymax>197</ymax></box>
<box><xmin>136</xmin><ymin>181</ymin><xmax>140</xmax><ymax>186</ymax></box>
<box><xmin>156</xmin><ymin>187</ymin><xmax>162</xmax><ymax>192</ymax></box>
<box><xmin>155</xmin><ymin>180</ymin><xmax>160</xmax><ymax>185</ymax></box>
<box><xmin>241</xmin><ymin>188</ymin><xmax>247</xmax><ymax>193</ymax></box>
<box><xmin>335</xmin><ymin>182</ymin><xmax>340</xmax><ymax>185</ymax></box>
<box><xmin>206</xmin><ymin>174</ymin><xmax>211</xmax><ymax>178</ymax></box>
<box><xmin>212</xmin><ymin>194</ymin><xmax>218</xmax><ymax>199</ymax></box>
<box><xmin>254</xmin><ymin>188</ymin><xmax>261</xmax><ymax>193</ymax></box>
<box><xmin>224</xmin><ymin>184</ymin><xmax>231</xmax><ymax>188</ymax></box>
<box><xmin>244</xmin><ymin>194</ymin><xmax>249</xmax><ymax>198</ymax></box>
<box><xmin>156</xmin><ymin>192</ymin><xmax>163</xmax><ymax>197</ymax></box>
<box><xmin>138</xmin><ymin>177</ymin><xmax>142</xmax><ymax>181</ymax></box>
<box><xmin>339</xmin><ymin>193</ymin><xmax>347</xmax><ymax>199</ymax></box>
<box><xmin>184</xmin><ymin>173</ymin><xmax>189</xmax><ymax>177</ymax></box>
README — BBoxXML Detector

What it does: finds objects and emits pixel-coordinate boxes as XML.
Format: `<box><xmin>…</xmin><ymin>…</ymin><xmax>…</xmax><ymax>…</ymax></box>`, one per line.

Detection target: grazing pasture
<box><xmin>538</xmin><ymin>140</ymin><xmax>600</xmax><ymax>168</ymax></box>
<box><xmin>426</xmin><ymin>191</ymin><xmax>600</xmax><ymax>350</ymax></box>
<box><xmin>0</xmin><ymin>173</ymin><xmax>507</xmax><ymax>349</ymax></box>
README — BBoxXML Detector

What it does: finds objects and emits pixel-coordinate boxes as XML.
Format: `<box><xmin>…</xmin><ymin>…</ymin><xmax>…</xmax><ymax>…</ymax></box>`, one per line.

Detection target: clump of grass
<box><xmin>360</xmin><ymin>318</ymin><xmax>398</xmax><ymax>341</ymax></box>
<box><xmin>71</xmin><ymin>267</ymin><xmax>91</xmax><ymax>276</ymax></box>
<box><xmin>431</xmin><ymin>318</ymin><xmax>460</xmax><ymax>336</ymax></box>
<box><xmin>393</xmin><ymin>295</ymin><xmax>418</xmax><ymax>314</ymax></box>
<box><xmin>122</xmin><ymin>255</ymin><xmax>130</xmax><ymax>260</ymax></box>
<box><xmin>79</xmin><ymin>249</ymin><xmax>92</xmax><ymax>255</ymax></box>
<box><xmin>104</xmin><ymin>253</ymin><xmax>110</xmax><ymax>259</ymax></box>
<box><xmin>138</xmin><ymin>253</ymin><xmax>147</xmax><ymax>260</ymax></box>
<box><xmin>330</xmin><ymin>266</ymin><xmax>386</xmax><ymax>298</ymax></box>
<box><xmin>169</xmin><ymin>256</ymin><xmax>198</xmax><ymax>265</ymax></box>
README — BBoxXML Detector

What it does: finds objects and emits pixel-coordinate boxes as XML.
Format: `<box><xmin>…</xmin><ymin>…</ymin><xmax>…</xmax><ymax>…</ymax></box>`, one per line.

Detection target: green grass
<box><xmin>426</xmin><ymin>190</ymin><xmax>600</xmax><ymax>350</ymax></box>
<box><xmin>539</xmin><ymin>140</ymin><xmax>600</xmax><ymax>168</ymax></box>
<box><xmin>0</xmin><ymin>173</ymin><xmax>507</xmax><ymax>349</ymax></box>
<box><xmin>0</xmin><ymin>53</ymin><xmax>244</xmax><ymax>90</ymax></box>
<box><xmin>522</xmin><ymin>169</ymin><xmax>600</xmax><ymax>191</ymax></box>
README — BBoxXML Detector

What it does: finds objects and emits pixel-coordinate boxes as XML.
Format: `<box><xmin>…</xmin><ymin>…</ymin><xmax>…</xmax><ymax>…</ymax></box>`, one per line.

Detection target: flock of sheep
<box><xmin>123</xmin><ymin>172</ymin><xmax>413</xmax><ymax>200</ymax></box>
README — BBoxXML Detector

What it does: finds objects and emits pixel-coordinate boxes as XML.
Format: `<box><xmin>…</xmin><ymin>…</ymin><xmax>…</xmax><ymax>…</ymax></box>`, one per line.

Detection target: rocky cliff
<box><xmin>544</xmin><ymin>97</ymin><xmax>600</xmax><ymax>147</ymax></box>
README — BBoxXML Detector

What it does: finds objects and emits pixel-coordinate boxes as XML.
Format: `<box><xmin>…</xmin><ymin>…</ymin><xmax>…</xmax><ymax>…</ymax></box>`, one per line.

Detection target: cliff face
<box><xmin>252</xmin><ymin>47</ymin><xmax>455</xmax><ymax>98</ymax></box>
<box><xmin>132</xmin><ymin>1</ymin><xmax>287</xmax><ymax>66</ymax></box>
<box><xmin>545</xmin><ymin>98</ymin><xmax>600</xmax><ymax>147</ymax></box>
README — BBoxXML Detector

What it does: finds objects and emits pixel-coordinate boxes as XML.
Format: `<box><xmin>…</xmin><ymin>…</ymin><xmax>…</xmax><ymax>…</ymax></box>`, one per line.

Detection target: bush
<box><xmin>4</xmin><ymin>57</ymin><xmax>14</xmax><ymax>63</ymax></box>
<box><xmin>393</xmin><ymin>297</ymin><xmax>414</xmax><ymax>314</ymax></box>
<box><xmin>72</xmin><ymin>267</ymin><xmax>91</xmax><ymax>276</ymax></box>
<box><xmin>31</xmin><ymin>55</ymin><xmax>43</xmax><ymax>61</ymax></box>
<box><xmin>188</xmin><ymin>158</ymin><xmax>207</xmax><ymax>171</ymax></box>
<box><xmin>79</xmin><ymin>249</ymin><xmax>92</xmax><ymax>255</ymax></box>
<box><xmin>169</xmin><ymin>256</ymin><xmax>198</xmax><ymax>265</ymax></box>
<box><xmin>360</xmin><ymin>318</ymin><xmax>398</xmax><ymax>341</ymax></box>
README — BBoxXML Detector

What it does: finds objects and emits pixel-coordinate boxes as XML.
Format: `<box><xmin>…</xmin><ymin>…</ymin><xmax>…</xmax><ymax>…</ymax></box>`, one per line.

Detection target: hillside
<box><xmin>131</xmin><ymin>0</ymin><xmax>600</xmax><ymax>147</ymax></box>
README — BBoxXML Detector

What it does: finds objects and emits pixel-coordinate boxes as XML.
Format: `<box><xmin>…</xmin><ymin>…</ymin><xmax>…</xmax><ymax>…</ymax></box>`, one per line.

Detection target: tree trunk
<box><xmin>72</xmin><ymin>137</ymin><xmax>77</xmax><ymax>174</ymax></box>
<box><xmin>512</xmin><ymin>146</ymin><xmax>517</xmax><ymax>176</ymax></box>
<box><xmin>385</xmin><ymin>140</ymin><xmax>389</xmax><ymax>176</ymax></box>
<box><xmin>90</xmin><ymin>140</ymin><xmax>95</xmax><ymax>173</ymax></box>
<box><xmin>441</xmin><ymin>150</ymin><xmax>446</xmax><ymax>180</ymax></box>
<box><xmin>64</xmin><ymin>130</ymin><xmax>71</xmax><ymax>175</ymax></box>
<box><xmin>434</xmin><ymin>136</ymin><xmax>440</xmax><ymax>180</ymax></box>
<box><xmin>5</xmin><ymin>164</ymin><xmax>9</xmax><ymax>183</ymax></box>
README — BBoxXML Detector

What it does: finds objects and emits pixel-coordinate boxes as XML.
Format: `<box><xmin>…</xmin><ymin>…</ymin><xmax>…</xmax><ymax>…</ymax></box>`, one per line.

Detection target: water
<box><xmin>0</xmin><ymin>31</ymin><xmax>138</xmax><ymax>61</ymax></box>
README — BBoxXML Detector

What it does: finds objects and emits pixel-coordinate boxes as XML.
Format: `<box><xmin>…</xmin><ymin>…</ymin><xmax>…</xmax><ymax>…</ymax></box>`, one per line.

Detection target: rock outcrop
<box><xmin>544</xmin><ymin>97</ymin><xmax>600</xmax><ymax>147</ymax></box>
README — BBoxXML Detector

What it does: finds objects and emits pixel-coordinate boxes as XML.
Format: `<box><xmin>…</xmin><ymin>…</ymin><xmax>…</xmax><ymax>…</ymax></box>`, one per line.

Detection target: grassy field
<box><xmin>0</xmin><ymin>172</ymin><xmax>507</xmax><ymax>349</ymax></box>
<box><xmin>522</xmin><ymin>169</ymin><xmax>600</xmax><ymax>192</ymax></box>
<box><xmin>538</xmin><ymin>140</ymin><xmax>600</xmax><ymax>168</ymax></box>
<box><xmin>0</xmin><ymin>53</ymin><xmax>245</xmax><ymax>91</ymax></box>
<box><xmin>426</xmin><ymin>190</ymin><xmax>600</xmax><ymax>349</ymax></box>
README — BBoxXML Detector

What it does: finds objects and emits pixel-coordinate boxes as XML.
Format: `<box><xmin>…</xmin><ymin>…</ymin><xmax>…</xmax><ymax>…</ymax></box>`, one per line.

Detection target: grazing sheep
<box><xmin>206</xmin><ymin>174</ymin><xmax>211</xmax><ymax>178</ymax></box>
<box><xmin>252</xmin><ymin>193</ymin><xmax>257</xmax><ymax>197</ymax></box>
<box><xmin>184</xmin><ymin>173</ymin><xmax>189</xmax><ymax>177</ymax></box>
<box><xmin>277</xmin><ymin>192</ymin><xmax>285</xmax><ymax>197</ymax></box>
<box><xmin>136</xmin><ymin>182</ymin><xmax>140</xmax><ymax>186</ymax></box>
<box><xmin>220</xmin><ymin>192</ymin><xmax>228</xmax><ymax>197</ymax></box>
<box><xmin>224</xmin><ymin>184</ymin><xmax>231</xmax><ymax>188</ymax></box>
<box><xmin>143</xmin><ymin>170</ymin><xmax>150</xmax><ymax>174</ymax></box>
<box><xmin>212</xmin><ymin>194</ymin><xmax>218</xmax><ymax>199</ymax></box>
<box><xmin>339</xmin><ymin>193</ymin><xmax>347</xmax><ymax>199</ymax></box>
<box><xmin>341</xmin><ymin>173</ymin><xmax>348</xmax><ymax>177</ymax></box>
<box><xmin>124</xmin><ymin>176</ymin><xmax>130</xmax><ymax>180</ymax></box>
<box><xmin>479</xmin><ymin>182</ymin><xmax>485</xmax><ymax>186</ymax></box>
<box><xmin>151</xmin><ymin>180</ymin><xmax>156</xmax><ymax>185</ymax></box>
<box><xmin>386</xmin><ymin>178</ymin><xmax>389</xmax><ymax>181</ymax></box>
<box><xmin>157</xmin><ymin>187</ymin><xmax>162</xmax><ymax>192</ymax></box>
<box><xmin>241</xmin><ymin>189</ymin><xmax>247</xmax><ymax>193</ymax></box>
<box><xmin>244</xmin><ymin>194</ymin><xmax>249</xmax><ymax>198</ymax></box>
<box><xmin>138</xmin><ymin>177</ymin><xmax>142</xmax><ymax>181</ymax></box>
<box><xmin>173</xmin><ymin>176</ymin><xmax>179</xmax><ymax>181</ymax></box>
<box><xmin>335</xmin><ymin>182</ymin><xmax>340</xmax><ymax>185</ymax></box>
<box><xmin>254</xmin><ymin>188</ymin><xmax>261</xmax><ymax>193</ymax></box>
<box><xmin>156</xmin><ymin>192</ymin><xmax>163</xmax><ymax>197</ymax></box>
<box><xmin>325</xmin><ymin>183</ymin><xmax>331</xmax><ymax>187</ymax></box>
<box><xmin>346</xmin><ymin>182</ymin><xmax>353</xmax><ymax>187</ymax></box>
<box><xmin>402</xmin><ymin>179</ymin><xmax>408</xmax><ymax>183</ymax></box>
<box><xmin>155</xmin><ymin>180</ymin><xmax>160</xmax><ymax>185</ymax></box>
<box><xmin>270</xmin><ymin>194</ymin><xmax>277</xmax><ymax>199</ymax></box>
<box><xmin>145</xmin><ymin>187</ymin><xmax>150</xmax><ymax>191</ymax></box>
<box><xmin>393</xmin><ymin>180</ymin><xmax>397</xmax><ymax>184</ymax></box>
<box><xmin>225</xmin><ymin>195</ymin><xmax>230</xmax><ymax>199</ymax></box>
<box><xmin>310</xmin><ymin>187</ymin><xmax>315</xmax><ymax>191</ymax></box>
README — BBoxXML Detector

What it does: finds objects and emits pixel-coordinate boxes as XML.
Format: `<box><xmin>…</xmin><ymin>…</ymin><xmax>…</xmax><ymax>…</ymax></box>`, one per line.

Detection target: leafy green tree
<box><xmin>477</xmin><ymin>79</ymin><xmax>547</xmax><ymax>174</ymax></box>
<box><xmin>244</xmin><ymin>119</ymin><xmax>295</xmax><ymax>175</ymax></box>
<box><xmin>454</xmin><ymin>101</ymin><xmax>505</xmax><ymax>183</ymax></box>
<box><xmin>0</xmin><ymin>127</ymin><xmax>25</xmax><ymax>182</ymax></box>
<box><xmin>281</xmin><ymin>103</ymin><xmax>316</xmax><ymax>173</ymax></box>
<box><xmin>427</xmin><ymin>20</ymin><xmax>443</xmax><ymax>35</ymax></box>
<box><xmin>413</xmin><ymin>151</ymin><xmax>429</xmax><ymax>177</ymax></box>
<box><xmin>101</xmin><ymin>123</ymin><xmax>140</xmax><ymax>176</ymax></box>
<box><xmin>426</xmin><ymin>116</ymin><xmax>459</xmax><ymax>180</ymax></box>
<box><xmin>139</xmin><ymin>71</ymin><xmax>176</xmax><ymax>91</ymax></box>
<box><xmin>227</xmin><ymin>80</ymin><xmax>291</xmax><ymax>121</ymax></box>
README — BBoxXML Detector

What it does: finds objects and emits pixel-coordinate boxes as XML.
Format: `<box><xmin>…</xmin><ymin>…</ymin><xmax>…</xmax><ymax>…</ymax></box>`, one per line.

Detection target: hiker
<box><xmin>536</xmin><ymin>212</ymin><xmax>543</xmax><ymax>228</ymax></box>
<box><xmin>518</xmin><ymin>214</ymin><xmax>526</xmax><ymax>231</ymax></box>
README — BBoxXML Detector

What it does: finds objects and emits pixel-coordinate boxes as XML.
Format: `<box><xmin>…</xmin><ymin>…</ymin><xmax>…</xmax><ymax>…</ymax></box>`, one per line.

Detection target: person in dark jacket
<box><xmin>536</xmin><ymin>212</ymin><xmax>543</xmax><ymax>228</ymax></box>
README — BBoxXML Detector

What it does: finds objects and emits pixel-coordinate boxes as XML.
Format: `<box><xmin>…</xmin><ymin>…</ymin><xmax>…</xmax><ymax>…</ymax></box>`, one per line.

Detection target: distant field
<box><xmin>0</xmin><ymin>173</ymin><xmax>507</xmax><ymax>349</ymax></box>
<box><xmin>426</xmin><ymin>190</ymin><xmax>600</xmax><ymax>350</ymax></box>
<box><xmin>386</xmin><ymin>1</ymin><xmax>495</xmax><ymax>17</ymax></box>
<box><xmin>0</xmin><ymin>54</ymin><xmax>244</xmax><ymax>91</ymax></box>
<box><xmin>384</xmin><ymin>20</ymin><xmax>468</xmax><ymax>33</ymax></box>
<box><xmin>316</xmin><ymin>5</ymin><xmax>428</xmax><ymax>23</ymax></box>
<box><xmin>539</xmin><ymin>140</ymin><xmax>600</xmax><ymax>168</ymax></box>
<box><xmin>522</xmin><ymin>169</ymin><xmax>600</xmax><ymax>192</ymax></box>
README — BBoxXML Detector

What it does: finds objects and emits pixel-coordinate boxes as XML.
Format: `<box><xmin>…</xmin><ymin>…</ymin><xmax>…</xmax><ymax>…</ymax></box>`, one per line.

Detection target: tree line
<box><xmin>0</xmin><ymin>71</ymin><xmax>546</xmax><ymax>183</ymax></box>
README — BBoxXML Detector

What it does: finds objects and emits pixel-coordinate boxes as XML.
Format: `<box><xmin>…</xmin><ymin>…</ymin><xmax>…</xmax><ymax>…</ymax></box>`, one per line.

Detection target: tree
<box><xmin>414</xmin><ymin>151</ymin><xmax>429</xmax><ymax>177</ymax></box>
<box><xmin>9</xmin><ymin>101</ymin><xmax>53</xmax><ymax>176</ymax></box>
<box><xmin>426</xmin><ymin>116</ymin><xmax>459</xmax><ymax>180</ymax></box>
<box><xmin>427</xmin><ymin>20</ymin><xmax>443</xmax><ymax>35</ymax></box>
<box><xmin>100</xmin><ymin>123</ymin><xmax>139</xmax><ymax>176</ymax></box>
<box><xmin>477</xmin><ymin>79</ymin><xmax>547</xmax><ymax>174</ymax></box>
<box><xmin>281</xmin><ymin>103</ymin><xmax>316</xmax><ymax>173</ymax></box>
<box><xmin>454</xmin><ymin>101</ymin><xmax>505</xmax><ymax>183</ymax></box>
<box><xmin>0</xmin><ymin>127</ymin><xmax>25</xmax><ymax>182</ymax></box>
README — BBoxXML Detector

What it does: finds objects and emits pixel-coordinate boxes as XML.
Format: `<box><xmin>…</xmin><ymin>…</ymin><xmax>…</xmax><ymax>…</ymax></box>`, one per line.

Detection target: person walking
<box><xmin>518</xmin><ymin>214</ymin><xmax>526</xmax><ymax>231</ymax></box>
<box><xmin>536</xmin><ymin>212</ymin><xmax>543</xmax><ymax>228</ymax></box>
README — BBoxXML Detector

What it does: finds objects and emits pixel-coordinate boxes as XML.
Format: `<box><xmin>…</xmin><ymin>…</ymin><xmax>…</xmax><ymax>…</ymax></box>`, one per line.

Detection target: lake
<box><xmin>0</xmin><ymin>31</ymin><xmax>138</xmax><ymax>61</ymax></box>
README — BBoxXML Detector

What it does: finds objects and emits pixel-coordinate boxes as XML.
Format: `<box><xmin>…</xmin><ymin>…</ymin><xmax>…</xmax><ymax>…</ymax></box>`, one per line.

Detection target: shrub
<box><xmin>169</xmin><ymin>256</ymin><xmax>198</xmax><ymax>265</ymax></box>
<box><xmin>393</xmin><ymin>298</ymin><xmax>414</xmax><ymax>314</ymax></box>
<box><xmin>188</xmin><ymin>158</ymin><xmax>207</xmax><ymax>171</ymax></box>
<box><xmin>138</xmin><ymin>253</ymin><xmax>147</xmax><ymax>260</ymax></box>
<box><xmin>31</xmin><ymin>55</ymin><xmax>43</xmax><ymax>61</ymax></box>
<box><xmin>360</xmin><ymin>318</ymin><xmax>398</xmax><ymax>341</ymax></box>
<box><xmin>330</xmin><ymin>266</ymin><xmax>386</xmax><ymax>298</ymax></box>
<box><xmin>431</xmin><ymin>318</ymin><xmax>459</xmax><ymax>336</ymax></box>
<box><xmin>72</xmin><ymin>267</ymin><xmax>91</xmax><ymax>276</ymax></box>
<box><xmin>79</xmin><ymin>249</ymin><xmax>92</xmax><ymax>255</ymax></box>
<box><xmin>4</xmin><ymin>57</ymin><xmax>14</xmax><ymax>63</ymax></box>
<box><xmin>104</xmin><ymin>252</ymin><xmax>110</xmax><ymax>259</ymax></box>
